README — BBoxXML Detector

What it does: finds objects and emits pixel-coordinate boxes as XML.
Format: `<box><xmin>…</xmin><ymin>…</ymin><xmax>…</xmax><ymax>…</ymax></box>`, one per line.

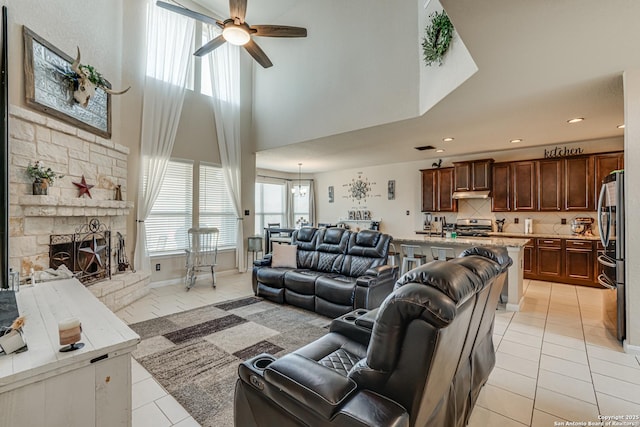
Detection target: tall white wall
<box><xmin>252</xmin><ymin>0</ymin><xmax>419</xmax><ymax>151</ymax></box>
<box><xmin>623</xmin><ymin>70</ymin><xmax>640</xmax><ymax>350</ymax></box>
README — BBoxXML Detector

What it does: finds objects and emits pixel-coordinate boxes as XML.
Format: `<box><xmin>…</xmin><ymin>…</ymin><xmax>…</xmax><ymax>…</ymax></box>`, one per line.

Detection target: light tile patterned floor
<box><xmin>118</xmin><ymin>273</ymin><xmax>640</xmax><ymax>427</ymax></box>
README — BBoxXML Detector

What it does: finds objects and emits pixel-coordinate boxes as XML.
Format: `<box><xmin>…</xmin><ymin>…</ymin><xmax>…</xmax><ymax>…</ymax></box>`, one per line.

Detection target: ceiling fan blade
<box><xmin>194</xmin><ymin>35</ymin><xmax>227</xmax><ymax>57</ymax></box>
<box><xmin>244</xmin><ymin>39</ymin><xmax>273</xmax><ymax>68</ymax></box>
<box><xmin>229</xmin><ymin>0</ymin><xmax>247</xmax><ymax>23</ymax></box>
<box><xmin>251</xmin><ymin>25</ymin><xmax>307</xmax><ymax>38</ymax></box>
<box><xmin>156</xmin><ymin>1</ymin><xmax>222</xmax><ymax>28</ymax></box>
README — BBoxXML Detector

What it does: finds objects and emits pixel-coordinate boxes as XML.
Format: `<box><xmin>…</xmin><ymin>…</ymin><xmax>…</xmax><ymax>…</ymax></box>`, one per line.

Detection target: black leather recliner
<box><xmin>253</xmin><ymin>227</ymin><xmax>398</xmax><ymax>318</ymax></box>
<box><xmin>235</xmin><ymin>246</ymin><xmax>511</xmax><ymax>427</ymax></box>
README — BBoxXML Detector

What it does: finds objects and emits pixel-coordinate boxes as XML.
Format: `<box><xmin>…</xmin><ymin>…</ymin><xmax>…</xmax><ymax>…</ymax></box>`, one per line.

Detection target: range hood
<box><xmin>452</xmin><ymin>190</ymin><xmax>491</xmax><ymax>199</ymax></box>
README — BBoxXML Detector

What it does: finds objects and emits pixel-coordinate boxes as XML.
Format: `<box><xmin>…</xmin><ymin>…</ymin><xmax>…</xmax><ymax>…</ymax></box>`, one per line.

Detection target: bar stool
<box><xmin>247</xmin><ymin>236</ymin><xmax>264</xmax><ymax>267</ymax></box>
<box><xmin>431</xmin><ymin>246</ymin><xmax>455</xmax><ymax>261</ymax></box>
<box><xmin>400</xmin><ymin>244</ymin><xmax>426</xmax><ymax>275</ymax></box>
<box><xmin>387</xmin><ymin>243</ymin><xmax>400</xmax><ymax>267</ymax></box>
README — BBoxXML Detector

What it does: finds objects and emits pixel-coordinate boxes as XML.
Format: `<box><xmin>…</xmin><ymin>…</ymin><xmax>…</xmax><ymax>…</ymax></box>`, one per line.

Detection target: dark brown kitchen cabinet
<box><xmin>420</xmin><ymin>168</ymin><xmax>457</xmax><ymax>212</ymax></box>
<box><xmin>512</xmin><ymin>161</ymin><xmax>537</xmax><ymax>211</ymax></box>
<box><xmin>421</xmin><ymin>169</ymin><xmax>437</xmax><ymax>212</ymax></box>
<box><xmin>524</xmin><ymin>237</ymin><xmax>599</xmax><ymax>286</ymax></box>
<box><xmin>565</xmin><ymin>156</ymin><xmax>593</xmax><ymax>211</ymax></box>
<box><xmin>537</xmin><ymin>238</ymin><xmax>563</xmax><ymax>279</ymax></box>
<box><xmin>523</xmin><ymin>240</ymin><xmax>535</xmax><ymax>276</ymax></box>
<box><xmin>537</xmin><ymin>159</ymin><xmax>563</xmax><ymax>211</ymax></box>
<box><xmin>491</xmin><ymin>163</ymin><xmax>511</xmax><ymax>212</ymax></box>
<box><xmin>594</xmin><ymin>152</ymin><xmax>624</xmax><ymax>205</ymax></box>
<box><xmin>565</xmin><ymin>240</ymin><xmax>594</xmax><ymax>284</ymax></box>
<box><xmin>454</xmin><ymin>159</ymin><xmax>493</xmax><ymax>192</ymax></box>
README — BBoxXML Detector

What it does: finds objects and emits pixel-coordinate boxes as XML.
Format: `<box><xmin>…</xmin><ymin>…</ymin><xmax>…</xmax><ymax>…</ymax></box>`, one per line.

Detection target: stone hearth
<box><xmin>8</xmin><ymin>105</ymin><xmax>149</xmax><ymax>311</ymax></box>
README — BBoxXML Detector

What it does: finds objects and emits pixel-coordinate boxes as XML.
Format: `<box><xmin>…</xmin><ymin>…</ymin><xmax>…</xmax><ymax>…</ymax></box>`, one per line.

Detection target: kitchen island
<box><xmin>0</xmin><ymin>278</ymin><xmax>140</xmax><ymax>426</ymax></box>
<box><xmin>395</xmin><ymin>234</ymin><xmax>531</xmax><ymax>311</ymax></box>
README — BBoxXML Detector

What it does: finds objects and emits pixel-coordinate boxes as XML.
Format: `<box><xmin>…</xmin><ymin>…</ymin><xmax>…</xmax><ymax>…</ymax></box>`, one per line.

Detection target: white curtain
<box><xmin>286</xmin><ymin>181</ymin><xmax>295</xmax><ymax>228</ymax></box>
<box><xmin>207</xmin><ymin>26</ymin><xmax>245</xmax><ymax>271</ymax></box>
<box><xmin>308</xmin><ymin>180</ymin><xmax>316</xmax><ymax>226</ymax></box>
<box><xmin>134</xmin><ymin>3</ymin><xmax>194</xmax><ymax>271</ymax></box>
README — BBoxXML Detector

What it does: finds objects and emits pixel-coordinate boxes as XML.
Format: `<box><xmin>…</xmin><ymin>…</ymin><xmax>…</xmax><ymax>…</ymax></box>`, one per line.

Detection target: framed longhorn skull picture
<box><xmin>23</xmin><ymin>27</ymin><xmax>129</xmax><ymax>139</ymax></box>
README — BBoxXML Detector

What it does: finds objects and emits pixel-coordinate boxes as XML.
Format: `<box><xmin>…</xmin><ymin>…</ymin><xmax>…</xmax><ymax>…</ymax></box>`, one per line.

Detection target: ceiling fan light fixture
<box><xmin>436</xmin><ymin>149</ymin><xmax>445</xmax><ymax>153</ymax></box>
<box><xmin>222</xmin><ymin>26</ymin><xmax>250</xmax><ymax>45</ymax></box>
<box><xmin>510</xmin><ymin>138</ymin><xmax>523</xmax><ymax>143</ymax></box>
<box><xmin>617</xmin><ymin>124</ymin><xmax>625</xmax><ymax>129</ymax></box>
<box><xmin>567</xmin><ymin>117</ymin><xmax>584</xmax><ymax>124</ymax></box>
<box><xmin>443</xmin><ymin>137</ymin><xmax>454</xmax><ymax>142</ymax></box>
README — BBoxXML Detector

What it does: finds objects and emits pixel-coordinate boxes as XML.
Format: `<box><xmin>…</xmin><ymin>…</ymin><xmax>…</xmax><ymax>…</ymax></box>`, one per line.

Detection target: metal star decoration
<box><xmin>73</xmin><ymin>175</ymin><xmax>94</xmax><ymax>198</ymax></box>
<box><xmin>78</xmin><ymin>235</ymin><xmax>107</xmax><ymax>269</ymax></box>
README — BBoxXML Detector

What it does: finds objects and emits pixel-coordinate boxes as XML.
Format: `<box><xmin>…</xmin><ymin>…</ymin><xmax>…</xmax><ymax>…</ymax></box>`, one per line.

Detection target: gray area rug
<box><xmin>129</xmin><ymin>297</ymin><xmax>331</xmax><ymax>427</ymax></box>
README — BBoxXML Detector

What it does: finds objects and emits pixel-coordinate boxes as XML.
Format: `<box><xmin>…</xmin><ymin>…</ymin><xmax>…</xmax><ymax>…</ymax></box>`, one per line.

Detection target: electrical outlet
<box><xmin>514</xmin><ymin>218</ymin><xmax>519</xmax><ymax>224</ymax></box>
<box><xmin>561</xmin><ymin>218</ymin><xmax>567</xmax><ymax>225</ymax></box>
<box><xmin>155</xmin><ymin>263</ymin><xmax>161</xmax><ymax>271</ymax></box>
<box><xmin>406</xmin><ymin>210</ymin><xmax>410</xmax><ymax>215</ymax></box>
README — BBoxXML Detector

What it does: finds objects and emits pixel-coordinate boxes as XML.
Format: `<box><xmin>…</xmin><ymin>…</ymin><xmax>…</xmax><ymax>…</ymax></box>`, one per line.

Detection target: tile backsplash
<box><xmin>455</xmin><ymin>199</ymin><xmax>598</xmax><ymax>236</ymax></box>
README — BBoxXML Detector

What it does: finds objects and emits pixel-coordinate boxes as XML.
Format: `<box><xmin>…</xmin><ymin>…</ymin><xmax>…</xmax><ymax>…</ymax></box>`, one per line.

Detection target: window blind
<box><xmin>199</xmin><ymin>164</ymin><xmax>237</xmax><ymax>249</ymax></box>
<box><xmin>146</xmin><ymin>160</ymin><xmax>193</xmax><ymax>254</ymax></box>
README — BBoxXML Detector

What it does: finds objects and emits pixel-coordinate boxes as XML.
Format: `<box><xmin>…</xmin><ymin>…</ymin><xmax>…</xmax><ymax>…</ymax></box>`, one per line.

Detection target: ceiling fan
<box><xmin>156</xmin><ymin>0</ymin><xmax>307</xmax><ymax>68</ymax></box>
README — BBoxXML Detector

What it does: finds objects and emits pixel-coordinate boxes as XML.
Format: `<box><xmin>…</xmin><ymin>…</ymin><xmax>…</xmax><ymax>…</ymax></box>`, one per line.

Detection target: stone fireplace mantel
<box><xmin>19</xmin><ymin>195</ymin><xmax>133</xmax><ymax>217</ymax></box>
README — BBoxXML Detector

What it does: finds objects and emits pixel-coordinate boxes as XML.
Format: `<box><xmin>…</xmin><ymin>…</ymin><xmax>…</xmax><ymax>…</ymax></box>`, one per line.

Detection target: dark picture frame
<box><xmin>388</xmin><ymin>180</ymin><xmax>395</xmax><ymax>200</ymax></box>
<box><xmin>23</xmin><ymin>26</ymin><xmax>112</xmax><ymax>138</ymax></box>
<box><xmin>328</xmin><ymin>185</ymin><xmax>334</xmax><ymax>203</ymax></box>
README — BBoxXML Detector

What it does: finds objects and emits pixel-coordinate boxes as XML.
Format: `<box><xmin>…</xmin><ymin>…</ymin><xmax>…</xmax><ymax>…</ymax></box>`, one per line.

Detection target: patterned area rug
<box><xmin>129</xmin><ymin>297</ymin><xmax>331</xmax><ymax>427</ymax></box>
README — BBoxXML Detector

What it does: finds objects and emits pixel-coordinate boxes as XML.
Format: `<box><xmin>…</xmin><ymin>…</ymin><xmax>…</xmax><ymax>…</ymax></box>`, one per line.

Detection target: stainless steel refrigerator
<box><xmin>597</xmin><ymin>170</ymin><xmax>625</xmax><ymax>341</ymax></box>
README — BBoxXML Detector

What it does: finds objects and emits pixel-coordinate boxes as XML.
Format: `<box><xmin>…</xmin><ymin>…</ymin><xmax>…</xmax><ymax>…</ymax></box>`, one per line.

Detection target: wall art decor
<box><xmin>23</xmin><ymin>27</ymin><xmax>116</xmax><ymax>138</ymax></box>
<box><xmin>343</xmin><ymin>172</ymin><xmax>380</xmax><ymax>204</ymax></box>
<box><xmin>387</xmin><ymin>180</ymin><xmax>395</xmax><ymax>200</ymax></box>
<box><xmin>328</xmin><ymin>186</ymin><xmax>334</xmax><ymax>203</ymax></box>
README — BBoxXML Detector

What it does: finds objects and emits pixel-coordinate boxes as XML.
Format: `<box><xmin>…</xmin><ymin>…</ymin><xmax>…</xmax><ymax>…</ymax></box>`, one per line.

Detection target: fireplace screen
<box><xmin>49</xmin><ymin>218</ymin><xmax>111</xmax><ymax>284</ymax></box>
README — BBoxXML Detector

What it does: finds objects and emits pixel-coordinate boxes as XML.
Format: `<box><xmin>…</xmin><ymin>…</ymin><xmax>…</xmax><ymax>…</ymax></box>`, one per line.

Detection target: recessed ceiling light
<box><xmin>436</xmin><ymin>149</ymin><xmax>445</xmax><ymax>153</ymax></box>
<box><xmin>617</xmin><ymin>124</ymin><xmax>625</xmax><ymax>129</ymax></box>
<box><xmin>510</xmin><ymin>139</ymin><xmax>523</xmax><ymax>143</ymax></box>
<box><xmin>443</xmin><ymin>137</ymin><xmax>454</xmax><ymax>142</ymax></box>
<box><xmin>567</xmin><ymin>117</ymin><xmax>584</xmax><ymax>124</ymax></box>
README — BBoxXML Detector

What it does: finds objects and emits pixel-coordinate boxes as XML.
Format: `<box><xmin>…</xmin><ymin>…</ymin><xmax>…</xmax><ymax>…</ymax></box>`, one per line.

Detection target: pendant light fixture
<box><xmin>291</xmin><ymin>163</ymin><xmax>307</xmax><ymax>197</ymax></box>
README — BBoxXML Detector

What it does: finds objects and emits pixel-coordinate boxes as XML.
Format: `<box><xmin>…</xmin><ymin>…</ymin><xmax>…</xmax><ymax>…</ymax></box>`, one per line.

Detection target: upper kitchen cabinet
<box><xmin>421</xmin><ymin>168</ymin><xmax>458</xmax><ymax>212</ymax></box>
<box><xmin>565</xmin><ymin>156</ymin><xmax>593</xmax><ymax>211</ymax></box>
<box><xmin>491</xmin><ymin>152</ymin><xmax>621</xmax><ymax>212</ymax></box>
<box><xmin>512</xmin><ymin>161</ymin><xmax>537</xmax><ymax>211</ymax></box>
<box><xmin>594</xmin><ymin>152</ymin><xmax>624</xmax><ymax>205</ymax></box>
<box><xmin>453</xmin><ymin>159</ymin><xmax>494</xmax><ymax>192</ymax></box>
<box><xmin>537</xmin><ymin>159</ymin><xmax>563</xmax><ymax>211</ymax></box>
<box><xmin>491</xmin><ymin>162</ymin><xmax>511</xmax><ymax>212</ymax></box>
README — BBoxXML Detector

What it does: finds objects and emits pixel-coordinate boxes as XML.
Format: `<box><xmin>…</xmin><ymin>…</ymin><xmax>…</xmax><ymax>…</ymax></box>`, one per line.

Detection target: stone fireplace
<box><xmin>8</xmin><ymin>105</ymin><xmax>150</xmax><ymax>312</ymax></box>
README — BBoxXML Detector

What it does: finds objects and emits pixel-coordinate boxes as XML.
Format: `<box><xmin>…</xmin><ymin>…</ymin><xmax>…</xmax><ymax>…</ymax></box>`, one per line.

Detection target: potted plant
<box><xmin>26</xmin><ymin>161</ymin><xmax>63</xmax><ymax>195</ymax></box>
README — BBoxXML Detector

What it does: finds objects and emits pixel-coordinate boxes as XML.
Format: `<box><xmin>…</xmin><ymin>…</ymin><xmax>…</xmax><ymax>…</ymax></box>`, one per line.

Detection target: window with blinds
<box><xmin>255</xmin><ymin>182</ymin><xmax>286</xmax><ymax>235</ymax></box>
<box><xmin>146</xmin><ymin>160</ymin><xmax>193</xmax><ymax>255</ymax></box>
<box><xmin>199</xmin><ymin>164</ymin><xmax>237</xmax><ymax>249</ymax></box>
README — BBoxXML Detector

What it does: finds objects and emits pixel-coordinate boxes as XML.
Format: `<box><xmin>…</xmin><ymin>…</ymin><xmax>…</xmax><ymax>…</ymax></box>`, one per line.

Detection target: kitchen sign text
<box><xmin>543</xmin><ymin>146</ymin><xmax>584</xmax><ymax>158</ymax></box>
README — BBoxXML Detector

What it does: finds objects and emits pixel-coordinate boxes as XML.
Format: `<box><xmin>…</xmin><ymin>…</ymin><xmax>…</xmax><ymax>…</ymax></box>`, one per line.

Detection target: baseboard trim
<box><xmin>149</xmin><ymin>269</ymin><xmax>240</xmax><ymax>288</ymax></box>
<box><xmin>623</xmin><ymin>340</ymin><xmax>640</xmax><ymax>355</ymax></box>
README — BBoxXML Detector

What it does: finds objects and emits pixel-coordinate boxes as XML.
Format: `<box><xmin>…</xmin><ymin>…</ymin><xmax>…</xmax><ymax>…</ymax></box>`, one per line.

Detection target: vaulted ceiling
<box><xmin>192</xmin><ymin>0</ymin><xmax>639</xmax><ymax>173</ymax></box>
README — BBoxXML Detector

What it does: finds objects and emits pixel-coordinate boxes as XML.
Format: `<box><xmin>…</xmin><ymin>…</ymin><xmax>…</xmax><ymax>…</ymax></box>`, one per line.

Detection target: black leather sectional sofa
<box><xmin>252</xmin><ymin>227</ymin><xmax>398</xmax><ymax>318</ymax></box>
<box><xmin>237</xmin><ymin>246</ymin><xmax>512</xmax><ymax>427</ymax></box>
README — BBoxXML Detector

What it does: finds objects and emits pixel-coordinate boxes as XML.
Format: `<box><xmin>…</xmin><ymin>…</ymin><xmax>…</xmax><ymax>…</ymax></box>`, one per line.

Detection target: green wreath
<box><xmin>422</xmin><ymin>10</ymin><xmax>454</xmax><ymax>67</ymax></box>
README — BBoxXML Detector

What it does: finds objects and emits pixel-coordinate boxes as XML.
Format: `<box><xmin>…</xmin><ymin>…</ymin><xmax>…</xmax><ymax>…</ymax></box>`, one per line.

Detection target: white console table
<box><xmin>0</xmin><ymin>278</ymin><xmax>140</xmax><ymax>426</ymax></box>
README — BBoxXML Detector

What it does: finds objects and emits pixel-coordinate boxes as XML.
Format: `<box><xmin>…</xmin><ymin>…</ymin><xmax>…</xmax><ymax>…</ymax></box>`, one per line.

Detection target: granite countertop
<box><xmin>487</xmin><ymin>232</ymin><xmax>600</xmax><ymax>241</ymax></box>
<box><xmin>399</xmin><ymin>235</ymin><xmax>532</xmax><ymax>248</ymax></box>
